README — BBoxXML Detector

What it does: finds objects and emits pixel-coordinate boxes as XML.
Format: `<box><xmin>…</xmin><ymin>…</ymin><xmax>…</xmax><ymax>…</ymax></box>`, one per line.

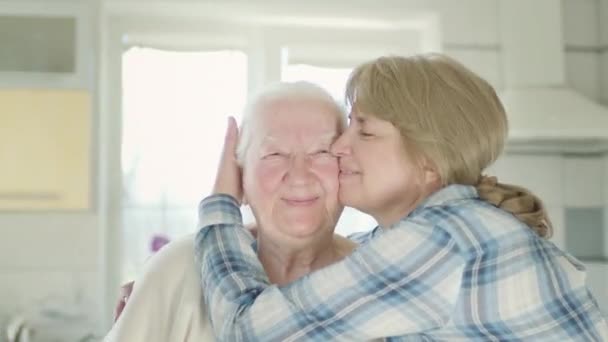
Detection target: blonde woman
<box><xmin>197</xmin><ymin>54</ymin><xmax>608</xmax><ymax>340</ymax></box>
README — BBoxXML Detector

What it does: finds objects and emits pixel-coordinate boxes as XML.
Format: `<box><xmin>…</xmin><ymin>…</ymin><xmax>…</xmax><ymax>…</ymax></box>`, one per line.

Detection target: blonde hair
<box><xmin>237</xmin><ymin>81</ymin><xmax>346</xmax><ymax>165</ymax></box>
<box><xmin>346</xmin><ymin>54</ymin><xmax>552</xmax><ymax>238</ymax></box>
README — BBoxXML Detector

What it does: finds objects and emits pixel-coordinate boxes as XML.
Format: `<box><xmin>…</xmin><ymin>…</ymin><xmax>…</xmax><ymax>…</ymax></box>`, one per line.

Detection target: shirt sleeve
<box><xmin>196</xmin><ymin>194</ymin><xmax>466</xmax><ymax>341</ymax></box>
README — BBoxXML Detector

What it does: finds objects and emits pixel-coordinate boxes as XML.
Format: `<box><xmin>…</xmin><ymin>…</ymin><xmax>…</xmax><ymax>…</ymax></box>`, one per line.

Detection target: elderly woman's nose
<box><xmin>285</xmin><ymin>155</ymin><xmax>314</xmax><ymax>184</ymax></box>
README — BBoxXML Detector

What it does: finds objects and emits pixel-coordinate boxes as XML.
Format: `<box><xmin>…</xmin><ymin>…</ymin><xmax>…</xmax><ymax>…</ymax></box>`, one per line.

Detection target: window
<box><xmin>282</xmin><ymin>63</ymin><xmax>352</xmax><ymax>102</ymax></box>
<box><xmin>121</xmin><ymin>47</ymin><xmax>248</xmax><ymax>278</ymax></box>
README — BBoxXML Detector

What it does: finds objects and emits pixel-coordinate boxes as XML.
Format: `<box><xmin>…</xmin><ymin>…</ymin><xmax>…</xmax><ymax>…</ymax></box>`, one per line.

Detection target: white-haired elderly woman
<box><xmin>104</xmin><ymin>82</ymin><xmax>358</xmax><ymax>341</ymax></box>
<box><xmin>197</xmin><ymin>54</ymin><xmax>608</xmax><ymax>341</ymax></box>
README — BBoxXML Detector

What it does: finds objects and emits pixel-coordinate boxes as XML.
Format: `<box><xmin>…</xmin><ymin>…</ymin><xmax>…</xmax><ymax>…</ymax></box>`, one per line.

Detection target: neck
<box><xmin>375</xmin><ymin>203</ymin><xmax>418</xmax><ymax>228</ymax></box>
<box><xmin>375</xmin><ymin>183</ymin><xmax>442</xmax><ymax>229</ymax></box>
<box><xmin>257</xmin><ymin>233</ymin><xmax>354</xmax><ymax>286</ymax></box>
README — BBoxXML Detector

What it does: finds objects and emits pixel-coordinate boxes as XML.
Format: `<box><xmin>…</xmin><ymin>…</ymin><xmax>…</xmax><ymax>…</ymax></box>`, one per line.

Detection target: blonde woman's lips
<box><xmin>338</xmin><ymin>170</ymin><xmax>360</xmax><ymax>180</ymax></box>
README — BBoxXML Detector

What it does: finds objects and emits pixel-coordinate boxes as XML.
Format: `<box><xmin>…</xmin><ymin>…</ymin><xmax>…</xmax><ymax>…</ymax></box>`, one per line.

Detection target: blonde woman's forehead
<box><xmin>350</xmin><ymin>108</ymin><xmax>391</xmax><ymax>126</ymax></box>
<box><xmin>349</xmin><ymin>103</ymin><xmax>377</xmax><ymax>119</ymax></box>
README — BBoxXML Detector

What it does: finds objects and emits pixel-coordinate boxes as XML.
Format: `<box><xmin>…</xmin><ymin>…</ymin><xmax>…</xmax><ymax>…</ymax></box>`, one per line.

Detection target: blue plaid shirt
<box><xmin>195</xmin><ymin>185</ymin><xmax>608</xmax><ymax>341</ymax></box>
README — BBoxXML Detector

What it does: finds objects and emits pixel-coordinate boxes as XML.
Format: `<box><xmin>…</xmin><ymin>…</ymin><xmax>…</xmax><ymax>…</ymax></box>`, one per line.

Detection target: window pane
<box><xmin>282</xmin><ymin>64</ymin><xmax>352</xmax><ymax>102</ymax></box>
<box><xmin>565</xmin><ymin>207</ymin><xmax>605</xmax><ymax>260</ymax></box>
<box><xmin>121</xmin><ymin>47</ymin><xmax>248</xmax><ymax>278</ymax></box>
<box><xmin>282</xmin><ymin>62</ymin><xmax>376</xmax><ymax>236</ymax></box>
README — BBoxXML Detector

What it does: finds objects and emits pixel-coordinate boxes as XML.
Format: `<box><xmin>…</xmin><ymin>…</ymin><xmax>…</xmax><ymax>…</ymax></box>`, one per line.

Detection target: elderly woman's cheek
<box><xmin>312</xmin><ymin>158</ymin><xmax>340</xmax><ymax>191</ymax></box>
<box><xmin>252</xmin><ymin>162</ymin><xmax>287</xmax><ymax>192</ymax></box>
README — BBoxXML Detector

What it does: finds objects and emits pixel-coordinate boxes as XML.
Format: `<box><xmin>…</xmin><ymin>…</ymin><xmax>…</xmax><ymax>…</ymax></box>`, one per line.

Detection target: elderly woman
<box><xmin>104</xmin><ymin>82</ymin><xmax>357</xmax><ymax>341</ymax></box>
<box><xmin>197</xmin><ymin>54</ymin><xmax>608</xmax><ymax>340</ymax></box>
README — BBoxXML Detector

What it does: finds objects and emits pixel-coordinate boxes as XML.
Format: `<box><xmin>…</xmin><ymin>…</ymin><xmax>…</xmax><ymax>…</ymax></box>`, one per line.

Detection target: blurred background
<box><xmin>1</xmin><ymin>0</ymin><xmax>607</xmax><ymax>340</ymax></box>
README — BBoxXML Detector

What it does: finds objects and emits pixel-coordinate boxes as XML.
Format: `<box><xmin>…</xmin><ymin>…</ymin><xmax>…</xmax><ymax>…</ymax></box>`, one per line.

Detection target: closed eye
<box><xmin>263</xmin><ymin>152</ymin><xmax>284</xmax><ymax>159</ymax></box>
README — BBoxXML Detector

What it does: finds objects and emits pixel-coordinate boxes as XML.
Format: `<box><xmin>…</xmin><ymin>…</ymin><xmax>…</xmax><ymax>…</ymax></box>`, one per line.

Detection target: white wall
<box><xmin>601</xmin><ymin>0</ymin><xmax>608</xmax><ymax>105</ymax></box>
<box><xmin>563</xmin><ymin>0</ymin><xmax>602</xmax><ymax>102</ymax></box>
<box><xmin>488</xmin><ymin>155</ymin><xmax>566</xmax><ymax>245</ymax></box>
<box><xmin>0</xmin><ymin>215</ymin><xmax>102</xmax><ymax>338</ymax></box>
<box><xmin>0</xmin><ymin>0</ymin><xmax>104</xmax><ymax>339</ymax></box>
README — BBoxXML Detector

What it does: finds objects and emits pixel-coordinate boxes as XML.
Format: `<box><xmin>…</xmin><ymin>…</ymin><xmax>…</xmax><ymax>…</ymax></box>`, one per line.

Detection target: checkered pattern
<box><xmin>195</xmin><ymin>185</ymin><xmax>608</xmax><ymax>341</ymax></box>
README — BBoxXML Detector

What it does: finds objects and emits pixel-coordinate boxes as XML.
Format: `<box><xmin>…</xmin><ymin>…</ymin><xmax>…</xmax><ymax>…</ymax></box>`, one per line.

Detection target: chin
<box><xmin>281</xmin><ymin>219</ymin><xmax>328</xmax><ymax>238</ymax></box>
<box><xmin>290</xmin><ymin>221</ymin><xmax>322</xmax><ymax>235</ymax></box>
<box><xmin>338</xmin><ymin>189</ymin><xmax>359</xmax><ymax>208</ymax></box>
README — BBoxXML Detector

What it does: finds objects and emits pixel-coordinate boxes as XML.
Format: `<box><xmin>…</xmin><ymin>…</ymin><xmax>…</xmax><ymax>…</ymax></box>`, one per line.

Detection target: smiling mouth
<box><xmin>283</xmin><ymin>197</ymin><xmax>318</xmax><ymax>206</ymax></box>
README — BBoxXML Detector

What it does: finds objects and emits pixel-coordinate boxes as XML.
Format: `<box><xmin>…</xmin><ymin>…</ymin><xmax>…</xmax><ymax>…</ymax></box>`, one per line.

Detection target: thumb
<box><xmin>224</xmin><ymin>116</ymin><xmax>239</xmax><ymax>156</ymax></box>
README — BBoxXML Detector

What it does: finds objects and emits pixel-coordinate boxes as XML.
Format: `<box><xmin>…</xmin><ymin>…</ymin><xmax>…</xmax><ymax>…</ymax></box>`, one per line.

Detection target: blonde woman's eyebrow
<box><xmin>320</xmin><ymin>131</ymin><xmax>339</xmax><ymax>139</ymax></box>
<box><xmin>348</xmin><ymin>113</ymin><xmax>367</xmax><ymax>124</ymax></box>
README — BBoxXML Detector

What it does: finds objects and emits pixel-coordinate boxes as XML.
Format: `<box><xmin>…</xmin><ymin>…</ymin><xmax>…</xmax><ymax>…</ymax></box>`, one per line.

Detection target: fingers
<box><xmin>122</xmin><ymin>281</ymin><xmax>135</xmax><ymax>297</ymax></box>
<box><xmin>223</xmin><ymin>116</ymin><xmax>239</xmax><ymax>159</ymax></box>
<box><xmin>114</xmin><ymin>300</ymin><xmax>126</xmax><ymax>323</ymax></box>
<box><xmin>212</xmin><ymin>116</ymin><xmax>244</xmax><ymax>202</ymax></box>
<box><xmin>113</xmin><ymin>281</ymin><xmax>135</xmax><ymax>323</ymax></box>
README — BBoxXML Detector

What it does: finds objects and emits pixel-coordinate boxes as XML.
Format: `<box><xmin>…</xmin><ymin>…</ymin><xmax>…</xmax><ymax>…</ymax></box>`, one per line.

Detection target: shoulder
<box><xmin>107</xmin><ymin>234</ymin><xmax>211</xmax><ymax>341</ymax></box>
<box><xmin>139</xmin><ymin>233</ymin><xmax>197</xmax><ymax>284</ymax></box>
<box><xmin>414</xmin><ymin>198</ymin><xmax>534</xmax><ymax>256</ymax></box>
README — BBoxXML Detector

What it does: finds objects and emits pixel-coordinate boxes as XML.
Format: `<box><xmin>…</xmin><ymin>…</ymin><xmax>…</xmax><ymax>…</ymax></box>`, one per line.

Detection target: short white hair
<box><xmin>236</xmin><ymin>81</ymin><xmax>347</xmax><ymax>165</ymax></box>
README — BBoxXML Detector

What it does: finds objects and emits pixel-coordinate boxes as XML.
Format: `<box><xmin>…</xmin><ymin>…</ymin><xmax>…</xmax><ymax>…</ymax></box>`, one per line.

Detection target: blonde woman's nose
<box><xmin>331</xmin><ymin>131</ymin><xmax>351</xmax><ymax>157</ymax></box>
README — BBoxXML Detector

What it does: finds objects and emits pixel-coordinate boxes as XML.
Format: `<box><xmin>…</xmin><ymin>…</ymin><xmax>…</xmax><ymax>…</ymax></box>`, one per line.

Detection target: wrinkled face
<box><xmin>243</xmin><ymin>98</ymin><xmax>343</xmax><ymax>242</ymax></box>
<box><xmin>331</xmin><ymin>108</ymin><xmax>433</xmax><ymax>226</ymax></box>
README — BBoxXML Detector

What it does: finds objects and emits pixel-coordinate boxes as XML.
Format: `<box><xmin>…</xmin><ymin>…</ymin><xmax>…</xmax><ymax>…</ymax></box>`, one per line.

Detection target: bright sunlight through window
<box><xmin>121</xmin><ymin>47</ymin><xmax>247</xmax><ymax>279</ymax></box>
<box><xmin>282</xmin><ymin>64</ymin><xmax>352</xmax><ymax>102</ymax></box>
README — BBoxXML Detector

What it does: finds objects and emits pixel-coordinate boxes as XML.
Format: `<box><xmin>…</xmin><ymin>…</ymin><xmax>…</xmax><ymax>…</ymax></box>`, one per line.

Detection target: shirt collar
<box><xmin>383</xmin><ymin>184</ymin><xmax>479</xmax><ymax>230</ymax></box>
<box><xmin>416</xmin><ymin>184</ymin><xmax>478</xmax><ymax>209</ymax></box>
